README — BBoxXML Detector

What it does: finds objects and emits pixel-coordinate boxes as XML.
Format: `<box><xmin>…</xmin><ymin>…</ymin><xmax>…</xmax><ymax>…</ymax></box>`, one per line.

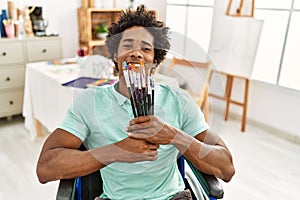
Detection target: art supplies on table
<box><xmin>62</xmin><ymin>77</ymin><xmax>116</xmax><ymax>89</ymax></box>
<box><xmin>48</xmin><ymin>58</ymin><xmax>77</xmax><ymax>65</ymax></box>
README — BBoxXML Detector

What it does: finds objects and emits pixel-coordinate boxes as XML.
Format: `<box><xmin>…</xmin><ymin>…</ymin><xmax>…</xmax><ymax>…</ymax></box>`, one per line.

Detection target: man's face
<box><xmin>115</xmin><ymin>26</ymin><xmax>155</xmax><ymax>76</ymax></box>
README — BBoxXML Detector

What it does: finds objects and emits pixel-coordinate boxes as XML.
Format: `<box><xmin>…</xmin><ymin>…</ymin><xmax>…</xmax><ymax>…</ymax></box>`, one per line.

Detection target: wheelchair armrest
<box><xmin>201</xmin><ymin>173</ymin><xmax>224</xmax><ymax>199</ymax></box>
<box><xmin>56</xmin><ymin>170</ymin><xmax>102</xmax><ymax>200</ymax></box>
<box><xmin>56</xmin><ymin>144</ymin><xmax>103</xmax><ymax>200</ymax></box>
<box><xmin>186</xmin><ymin>159</ymin><xmax>224</xmax><ymax>199</ymax></box>
<box><xmin>56</xmin><ymin>178</ymin><xmax>75</xmax><ymax>200</ymax></box>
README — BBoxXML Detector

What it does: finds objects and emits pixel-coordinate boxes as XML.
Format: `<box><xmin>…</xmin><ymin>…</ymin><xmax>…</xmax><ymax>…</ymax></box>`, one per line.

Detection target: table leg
<box><xmin>35</xmin><ymin>119</ymin><xmax>44</xmax><ymax>137</ymax></box>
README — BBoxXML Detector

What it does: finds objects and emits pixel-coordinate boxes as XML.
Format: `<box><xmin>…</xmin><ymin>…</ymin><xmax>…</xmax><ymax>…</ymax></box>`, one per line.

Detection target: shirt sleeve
<box><xmin>58</xmin><ymin>90</ymin><xmax>92</xmax><ymax>141</ymax></box>
<box><xmin>179</xmin><ymin>89</ymin><xmax>209</xmax><ymax>137</ymax></box>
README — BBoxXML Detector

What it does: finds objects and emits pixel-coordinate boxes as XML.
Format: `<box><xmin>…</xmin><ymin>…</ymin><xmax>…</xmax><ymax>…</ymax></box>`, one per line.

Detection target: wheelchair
<box><xmin>56</xmin><ymin>146</ymin><xmax>224</xmax><ymax>200</ymax></box>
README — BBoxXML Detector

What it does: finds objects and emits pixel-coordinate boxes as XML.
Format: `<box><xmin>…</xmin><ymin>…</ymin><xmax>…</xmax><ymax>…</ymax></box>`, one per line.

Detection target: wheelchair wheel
<box><xmin>184</xmin><ymin>162</ymin><xmax>209</xmax><ymax>200</ymax></box>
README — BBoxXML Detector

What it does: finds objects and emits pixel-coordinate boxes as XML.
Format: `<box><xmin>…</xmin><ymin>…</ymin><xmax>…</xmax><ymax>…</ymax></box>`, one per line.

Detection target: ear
<box><xmin>153</xmin><ymin>60</ymin><xmax>159</xmax><ymax>69</ymax></box>
<box><xmin>113</xmin><ymin>53</ymin><xmax>118</xmax><ymax>62</ymax></box>
<box><xmin>151</xmin><ymin>61</ymin><xmax>159</xmax><ymax>74</ymax></box>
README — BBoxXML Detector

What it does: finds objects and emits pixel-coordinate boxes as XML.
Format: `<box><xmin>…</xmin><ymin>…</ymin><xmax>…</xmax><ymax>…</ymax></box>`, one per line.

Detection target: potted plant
<box><xmin>96</xmin><ymin>23</ymin><xmax>108</xmax><ymax>39</ymax></box>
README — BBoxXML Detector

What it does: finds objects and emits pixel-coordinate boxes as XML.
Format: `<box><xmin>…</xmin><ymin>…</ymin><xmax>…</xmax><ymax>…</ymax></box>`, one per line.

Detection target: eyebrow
<box><xmin>122</xmin><ymin>38</ymin><xmax>153</xmax><ymax>48</ymax></box>
<box><xmin>141</xmin><ymin>41</ymin><xmax>153</xmax><ymax>47</ymax></box>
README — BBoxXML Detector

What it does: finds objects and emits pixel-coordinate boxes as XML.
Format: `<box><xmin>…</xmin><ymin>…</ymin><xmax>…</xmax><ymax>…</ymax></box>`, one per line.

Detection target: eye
<box><xmin>123</xmin><ymin>44</ymin><xmax>133</xmax><ymax>49</ymax></box>
<box><xmin>142</xmin><ymin>47</ymin><xmax>152</xmax><ymax>52</ymax></box>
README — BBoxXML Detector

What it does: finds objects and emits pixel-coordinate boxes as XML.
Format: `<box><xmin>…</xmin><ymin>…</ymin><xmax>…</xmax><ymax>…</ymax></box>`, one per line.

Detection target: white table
<box><xmin>23</xmin><ymin>61</ymin><xmax>178</xmax><ymax>139</ymax></box>
<box><xmin>23</xmin><ymin>61</ymin><xmax>81</xmax><ymax>139</ymax></box>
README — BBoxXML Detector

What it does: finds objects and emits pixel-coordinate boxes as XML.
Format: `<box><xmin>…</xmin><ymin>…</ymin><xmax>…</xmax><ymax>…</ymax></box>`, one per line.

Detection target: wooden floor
<box><xmin>0</xmin><ymin>114</ymin><xmax>299</xmax><ymax>200</ymax></box>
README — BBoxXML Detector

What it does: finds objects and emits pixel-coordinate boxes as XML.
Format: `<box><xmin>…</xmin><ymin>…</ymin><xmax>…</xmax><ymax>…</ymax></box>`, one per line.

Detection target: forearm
<box><xmin>171</xmin><ymin>130</ymin><xmax>235</xmax><ymax>182</ymax></box>
<box><xmin>37</xmin><ymin>137</ymin><xmax>159</xmax><ymax>183</ymax></box>
<box><xmin>37</xmin><ymin>145</ymin><xmax>114</xmax><ymax>183</ymax></box>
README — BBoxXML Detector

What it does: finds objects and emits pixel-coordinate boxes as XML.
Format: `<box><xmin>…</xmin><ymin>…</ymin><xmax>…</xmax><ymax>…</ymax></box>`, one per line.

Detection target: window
<box><xmin>185</xmin><ymin>6</ymin><xmax>213</xmax><ymax>59</ymax></box>
<box><xmin>254</xmin><ymin>0</ymin><xmax>300</xmax><ymax>89</ymax></box>
<box><xmin>166</xmin><ymin>0</ymin><xmax>214</xmax><ymax>61</ymax></box>
<box><xmin>295</xmin><ymin>0</ymin><xmax>300</xmax><ymax>8</ymax></box>
<box><xmin>279</xmin><ymin>11</ymin><xmax>300</xmax><ymax>90</ymax></box>
<box><xmin>166</xmin><ymin>0</ymin><xmax>300</xmax><ymax>91</ymax></box>
<box><xmin>255</xmin><ymin>0</ymin><xmax>292</xmax><ymax>9</ymax></box>
<box><xmin>166</xmin><ymin>5</ymin><xmax>187</xmax><ymax>57</ymax></box>
<box><xmin>251</xmin><ymin>10</ymin><xmax>289</xmax><ymax>84</ymax></box>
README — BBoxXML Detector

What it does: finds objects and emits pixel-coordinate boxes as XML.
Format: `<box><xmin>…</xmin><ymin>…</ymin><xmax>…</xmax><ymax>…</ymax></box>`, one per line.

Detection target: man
<box><xmin>36</xmin><ymin>5</ymin><xmax>235</xmax><ymax>199</ymax></box>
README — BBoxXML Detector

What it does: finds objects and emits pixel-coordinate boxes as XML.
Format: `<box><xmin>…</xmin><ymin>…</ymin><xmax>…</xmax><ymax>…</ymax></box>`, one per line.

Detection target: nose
<box><xmin>129</xmin><ymin>49</ymin><xmax>143</xmax><ymax>59</ymax></box>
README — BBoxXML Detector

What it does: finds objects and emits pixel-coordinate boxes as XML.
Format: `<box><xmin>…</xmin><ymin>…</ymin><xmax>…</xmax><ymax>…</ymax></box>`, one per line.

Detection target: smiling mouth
<box><xmin>126</xmin><ymin>61</ymin><xmax>142</xmax><ymax>65</ymax></box>
<box><xmin>126</xmin><ymin>60</ymin><xmax>145</xmax><ymax>67</ymax></box>
<box><xmin>125</xmin><ymin>60</ymin><xmax>156</xmax><ymax>70</ymax></box>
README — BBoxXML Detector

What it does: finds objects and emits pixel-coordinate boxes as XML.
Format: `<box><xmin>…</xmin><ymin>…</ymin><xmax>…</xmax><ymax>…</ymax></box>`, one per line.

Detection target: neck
<box><xmin>116</xmin><ymin>78</ymin><xmax>130</xmax><ymax>98</ymax></box>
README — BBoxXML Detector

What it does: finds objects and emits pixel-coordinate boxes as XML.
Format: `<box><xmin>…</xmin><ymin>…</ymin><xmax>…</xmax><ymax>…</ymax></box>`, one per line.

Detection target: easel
<box><xmin>226</xmin><ymin>0</ymin><xmax>254</xmax><ymax>17</ymax></box>
<box><xmin>209</xmin><ymin>0</ymin><xmax>255</xmax><ymax>132</ymax></box>
<box><xmin>209</xmin><ymin>71</ymin><xmax>250</xmax><ymax>132</ymax></box>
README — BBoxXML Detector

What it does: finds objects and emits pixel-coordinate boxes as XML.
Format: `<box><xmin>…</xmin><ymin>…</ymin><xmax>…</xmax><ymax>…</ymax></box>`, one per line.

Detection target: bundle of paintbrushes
<box><xmin>122</xmin><ymin>60</ymin><xmax>155</xmax><ymax>117</ymax></box>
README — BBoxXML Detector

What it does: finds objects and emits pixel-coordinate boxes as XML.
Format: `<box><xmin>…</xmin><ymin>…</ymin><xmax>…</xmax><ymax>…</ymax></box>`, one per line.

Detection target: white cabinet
<box><xmin>25</xmin><ymin>37</ymin><xmax>62</xmax><ymax>62</ymax></box>
<box><xmin>0</xmin><ymin>41</ymin><xmax>24</xmax><ymax>64</ymax></box>
<box><xmin>0</xmin><ymin>66</ymin><xmax>25</xmax><ymax>90</ymax></box>
<box><xmin>0</xmin><ymin>37</ymin><xmax>62</xmax><ymax>118</ymax></box>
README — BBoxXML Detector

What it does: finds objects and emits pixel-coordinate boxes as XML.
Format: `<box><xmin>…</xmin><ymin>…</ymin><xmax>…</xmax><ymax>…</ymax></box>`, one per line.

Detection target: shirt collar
<box><xmin>112</xmin><ymin>82</ymin><xmax>128</xmax><ymax>106</ymax></box>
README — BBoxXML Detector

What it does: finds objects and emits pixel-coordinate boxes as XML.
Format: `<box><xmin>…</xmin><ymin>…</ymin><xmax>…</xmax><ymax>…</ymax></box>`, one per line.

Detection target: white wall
<box><xmin>42</xmin><ymin>0</ymin><xmax>81</xmax><ymax>58</ymax></box>
<box><xmin>211</xmin><ymin>74</ymin><xmax>300</xmax><ymax>142</ymax></box>
<box><xmin>248</xmin><ymin>80</ymin><xmax>300</xmax><ymax>142</ymax></box>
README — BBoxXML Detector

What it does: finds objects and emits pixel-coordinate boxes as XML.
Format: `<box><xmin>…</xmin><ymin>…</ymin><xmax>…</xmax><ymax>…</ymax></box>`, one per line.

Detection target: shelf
<box><xmin>77</xmin><ymin>7</ymin><xmax>122</xmax><ymax>53</ymax></box>
<box><xmin>88</xmin><ymin>39</ymin><xmax>106</xmax><ymax>47</ymax></box>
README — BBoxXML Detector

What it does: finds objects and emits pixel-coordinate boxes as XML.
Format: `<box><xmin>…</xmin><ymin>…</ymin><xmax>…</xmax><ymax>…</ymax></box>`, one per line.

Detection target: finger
<box><xmin>149</xmin><ymin>143</ymin><xmax>159</xmax><ymax>150</ymax></box>
<box><xmin>127</xmin><ymin>127</ymin><xmax>158</xmax><ymax>137</ymax></box>
<box><xmin>142</xmin><ymin>142</ymin><xmax>159</xmax><ymax>150</ymax></box>
<box><xmin>127</xmin><ymin>131</ymin><xmax>152</xmax><ymax>140</ymax></box>
<box><xmin>129</xmin><ymin>116</ymin><xmax>151</xmax><ymax>125</ymax></box>
<box><xmin>126</xmin><ymin>123</ymin><xmax>150</xmax><ymax>132</ymax></box>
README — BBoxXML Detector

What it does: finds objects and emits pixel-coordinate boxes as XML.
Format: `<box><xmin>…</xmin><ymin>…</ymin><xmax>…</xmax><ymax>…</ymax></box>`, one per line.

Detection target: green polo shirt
<box><xmin>59</xmin><ymin>82</ymin><xmax>208</xmax><ymax>200</ymax></box>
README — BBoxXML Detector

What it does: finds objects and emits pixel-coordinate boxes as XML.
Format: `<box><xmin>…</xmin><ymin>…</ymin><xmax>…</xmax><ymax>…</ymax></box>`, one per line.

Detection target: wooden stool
<box><xmin>209</xmin><ymin>70</ymin><xmax>250</xmax><ymax>132</ymax></box>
